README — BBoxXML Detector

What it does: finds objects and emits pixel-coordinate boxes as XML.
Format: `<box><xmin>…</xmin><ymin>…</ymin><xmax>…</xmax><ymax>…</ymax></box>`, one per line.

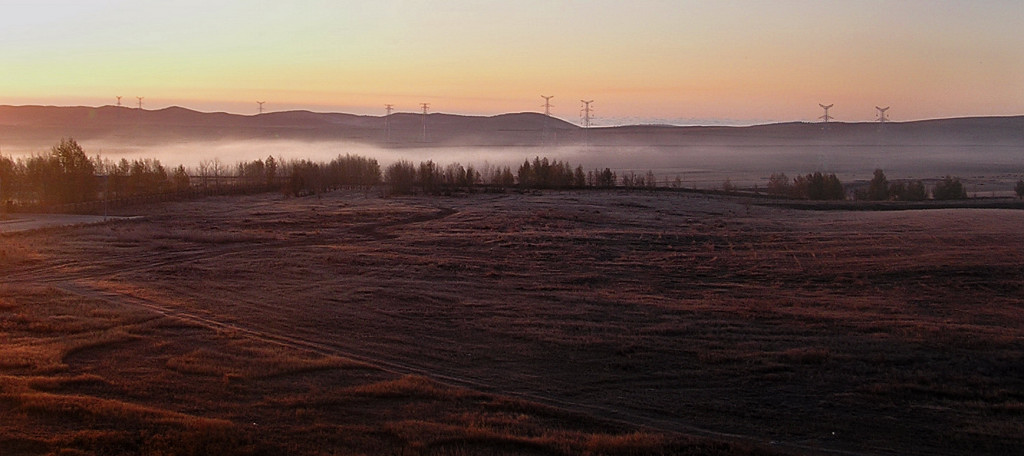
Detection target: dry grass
<box><xmin>0</xmin><ymin>281</ymin><xmax>703</xmax><ymax>456</ymax></box>
<box><xmin>12</xmin><ymin>390</ymin><xmax>234</xmax><ymax>427</ymax></box>
<box><xmin>0</xmin><ymin>237</ymin><xmax>42</xmax><ymax>271</ymax></box>
<box><xmin>3</xmin><ymin>190</ymin><xmax>1023</xmax><ymax>455</ymax></box>
<box><xmin>165</xmin><ymin>344</ymin><xmax>367</xmax><ymax>380</ymax></box>
<box><xmin>340</xmin><ymin>375</ymin><xmax>466</xmax><ymax>399</ymax></box>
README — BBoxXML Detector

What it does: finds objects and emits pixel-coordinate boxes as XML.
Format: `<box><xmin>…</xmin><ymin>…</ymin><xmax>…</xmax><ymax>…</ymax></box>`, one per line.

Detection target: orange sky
<box><xmin>1</xmin><ymin>1</ymin><xmax>1022</xmax><ymax>125</ymax></box>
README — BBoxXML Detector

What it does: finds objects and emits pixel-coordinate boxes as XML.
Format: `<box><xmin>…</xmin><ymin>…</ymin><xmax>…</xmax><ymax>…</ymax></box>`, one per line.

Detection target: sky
<box><xmin>1</xmin><ymin>0</ymin><xmax>1022</xmax><ymax>125</ymax></box>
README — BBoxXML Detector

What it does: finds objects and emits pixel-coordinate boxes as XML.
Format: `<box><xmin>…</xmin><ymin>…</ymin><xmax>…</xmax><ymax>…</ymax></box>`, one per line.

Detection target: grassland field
<box><xmin>1</xmin><ymin>189</ymin><xmax>1022</xmax><ymax>455</ymax></box>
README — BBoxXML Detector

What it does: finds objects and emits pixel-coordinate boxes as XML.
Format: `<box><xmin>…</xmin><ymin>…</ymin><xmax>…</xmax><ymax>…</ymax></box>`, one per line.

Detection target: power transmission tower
<box><xmin>384</xmin><ymin>104</ymin><xmax>394</xmax><ymax>142</ymax></box>
<box><xmin>136</xmin><ymin>97</ymin><xmax>144</xmax><ymax>110</ymax></box>
<box><xmin>541</xmin><ymin>95</ymin><xmax>554</xmax><ymax>116</ymax></box>
<box><xmin>420</xmin><ymin>103</ymin><xmax>430</xmax><ymax>142</ymax></box>
<box><xmin>257</xmin><ymin>101</ymin><xmax>265</xmax><ymax>114</ymax></box>
<box><xmin>580</xmin><ymin>100</ymin><xmax>594</xmax><ymax>145</ymax></box>
<box><xmin>541</xmin><ymin>96</ymin><xmax>554</xmax><ymax>143</ymax></box>
<box><xmin>580</xmin><ymin>100</ymin><xmax>594</xmax><ymax>128</ymax></box>
<box><xmin>116</xmin><ymin>96</ymin><xmax>122</xmax><ymax>107</ymax></box>
<box><xmin>818</xmin><ymin>103</ymin><xmax>833</xmax><ymax>129</ymax></box>
<box><xmin>875</xmin><ymin>106</ymin><xmax>889</xmax><ymax>123</ymax></box>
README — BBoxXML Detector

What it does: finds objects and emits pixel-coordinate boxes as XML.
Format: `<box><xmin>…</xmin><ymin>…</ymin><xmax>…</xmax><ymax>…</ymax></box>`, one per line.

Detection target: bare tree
<box><xmin>197</xmin><ymin>160</ymin><xmax>211</xmax><ymax>188</ymax></box>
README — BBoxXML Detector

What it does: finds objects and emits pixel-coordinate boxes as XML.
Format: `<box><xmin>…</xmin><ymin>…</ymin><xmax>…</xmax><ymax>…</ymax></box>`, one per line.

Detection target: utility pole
<box><xmin>384</xmin><ymin>104</ymin><xmax>394</xmax><ymax>142</ymax></box>
<box><xmin>136</xmin><ymin>97</ymin><xmax>144</xmax><ymax>110</ymax></box>
<box><xmin>257</xmin><ymin>101</ymin><xmax>265</xmax><ymax>114</ymax></box>
<box><xmin>420</xmin><ymin>103</ymin><xmax>430</xmax><ymax>142</ymax></box>
<box><xmin>116</xmin><ymin>96</ymin><xmax>122</xmax><ymax>107</ymax></box>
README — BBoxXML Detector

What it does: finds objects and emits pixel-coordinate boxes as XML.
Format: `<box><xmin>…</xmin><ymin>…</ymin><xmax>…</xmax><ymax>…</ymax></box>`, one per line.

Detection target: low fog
<box><xmin>6</xmin><ymin>138</ymin><xmax>1023</xmax><ymax>195</ymax></box>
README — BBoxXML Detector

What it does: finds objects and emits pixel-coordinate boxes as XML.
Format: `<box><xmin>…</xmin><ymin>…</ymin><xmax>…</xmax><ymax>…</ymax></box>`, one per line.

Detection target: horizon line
<box><xmin>1</xmin><ymin>103</ymin><xmax>1022</xmax><ymax>129</ymax></box>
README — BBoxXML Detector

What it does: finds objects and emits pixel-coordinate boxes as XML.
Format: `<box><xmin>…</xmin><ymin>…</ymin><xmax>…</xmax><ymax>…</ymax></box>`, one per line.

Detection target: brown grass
<box><xmin>341</xmin><ymin>375</ymin><xmax>465</xmax><ymax>399</ymax></box>
<box><xmin>12</xmin><ymin>390</ymin><xmax>234</xmax><ymax>427</ymax></box>
<box><xmin>3</xmin><ymin>190</ymin><xmax>1023</xmax><ymax>455</ymax></box>
<box><xmin>165</xmin><ymin>345</ymin><xmax>367</xmax><ymax>380</ymax></box>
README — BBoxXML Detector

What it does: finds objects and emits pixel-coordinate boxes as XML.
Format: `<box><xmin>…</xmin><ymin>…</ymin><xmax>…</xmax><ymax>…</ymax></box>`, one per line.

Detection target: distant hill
<box><xmin>1</xmin><ymin>105</ymin><xmax>1022</xmax><ymax>150</ymax></box>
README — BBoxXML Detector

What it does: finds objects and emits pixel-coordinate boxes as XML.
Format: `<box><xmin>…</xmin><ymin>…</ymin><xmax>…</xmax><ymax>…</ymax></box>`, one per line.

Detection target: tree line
<box><xmin>765</xmin><ymin>172</ymin><xmax>846</xmax><ymax>200</ymax></box>
<box><xmin>0</xmin><ymin>138</ymin><xmax>383</xmax><ymax>208</ymax></box>
<box><xmin>4</xmin><ymin>138</ymin><xmax>1021</xmax><ymax>210</ymax></box>
<box><xmin>764</xmin><ymin>169</ymin><xmax>1020</xmax><ymax>201</ymax></box>
<box><xmin>382</xmin><ymin>156</ymin><xmax>664</xmax><ymax>195</ymax></box>
<box><xmin>852</xmin><ymin>169</ymin><xmax>973</xmax><ymax>201</ymax></box>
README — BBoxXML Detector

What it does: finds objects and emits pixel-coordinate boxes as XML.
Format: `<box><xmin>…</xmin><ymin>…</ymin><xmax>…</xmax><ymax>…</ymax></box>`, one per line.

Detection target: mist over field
<box><xmin>7</xmin><ymin>137</ymin><xmax>1022</xmax><ymax>194</ymax></box>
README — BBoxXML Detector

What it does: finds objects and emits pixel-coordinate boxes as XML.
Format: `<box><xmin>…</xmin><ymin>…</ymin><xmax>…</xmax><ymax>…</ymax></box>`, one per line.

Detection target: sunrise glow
<box><xmin>2</xmin><ymin>0</ymin><xmax>1022</xmax><ymax>124</ymax></box>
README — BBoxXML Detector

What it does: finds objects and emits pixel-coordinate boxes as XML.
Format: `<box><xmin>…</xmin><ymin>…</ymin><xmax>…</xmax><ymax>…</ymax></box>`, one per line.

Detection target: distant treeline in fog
<box><xmin>3</xmin><ymin>138</ymin><xmax>1018</xmax><ymax>212</ymax></box>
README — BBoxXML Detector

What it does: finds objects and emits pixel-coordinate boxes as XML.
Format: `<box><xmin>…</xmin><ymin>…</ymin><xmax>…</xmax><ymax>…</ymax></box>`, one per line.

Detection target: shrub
<box><xmin>1015</xmin><ymin>179</ymin><xmax>1024</xmax><ymax>199</ymax></box>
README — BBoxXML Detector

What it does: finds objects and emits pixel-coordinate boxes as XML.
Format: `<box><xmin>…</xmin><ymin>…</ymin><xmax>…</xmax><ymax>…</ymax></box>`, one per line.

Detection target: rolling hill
<box><xmin>1</xmin><ymin>105</ymin><xmax>1022</xmax><ymax>150</ymax></box>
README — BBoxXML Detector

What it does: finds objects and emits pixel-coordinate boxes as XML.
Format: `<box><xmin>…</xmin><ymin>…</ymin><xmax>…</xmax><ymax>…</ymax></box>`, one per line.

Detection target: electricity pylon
<box><xmin>819</xmin><ymin>103</ymin><xmax>833</xmax><ymax>124</ymax></box>
<box><xmin>580</xmin><ymin>100</ymin><xmax>594</xmax><ymax>128</ymax></box>
<box><xmin>420</xmin><ymin>103</ymin><xmax>430</xmax><ymax>142</ymax></box>
<box><xmin>875</xmin><ymin>106</ymin><xmax>890</xmax><ymax>123</ymax></box>
<box><xmin>384</xmin><ymin>104</ymin><xmax>394</xmax><ymax>142</ymax></box>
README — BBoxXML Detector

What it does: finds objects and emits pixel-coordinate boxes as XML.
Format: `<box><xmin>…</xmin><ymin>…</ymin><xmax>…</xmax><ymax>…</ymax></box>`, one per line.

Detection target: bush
<box><xmin>1015</xmin><ymin>180</ymin><xmax>1024</xmax><ymax>199</ymax></box>
<box><xmin>932</xmin><ymin>175</ymin><xmax>967</xmax><ymax>200</ymax></box>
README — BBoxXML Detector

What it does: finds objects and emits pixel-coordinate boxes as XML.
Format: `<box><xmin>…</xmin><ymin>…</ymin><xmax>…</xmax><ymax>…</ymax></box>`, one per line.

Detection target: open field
<box><xmin>2</xmin><ymin>189</ymin><xmax>1023</xmax><ymax>455</ymax></box>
